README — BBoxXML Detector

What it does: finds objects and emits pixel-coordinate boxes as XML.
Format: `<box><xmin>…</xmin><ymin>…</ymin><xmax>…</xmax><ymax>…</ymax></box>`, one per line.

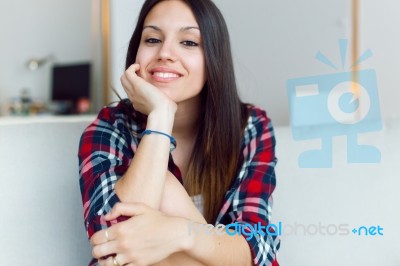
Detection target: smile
<box><xmin>153</xmin><ymin>72</ymin><xmax>180</xmax><ymax>78</ymax></box>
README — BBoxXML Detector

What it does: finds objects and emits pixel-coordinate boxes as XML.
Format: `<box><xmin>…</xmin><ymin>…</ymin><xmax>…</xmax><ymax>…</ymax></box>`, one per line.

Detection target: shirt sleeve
<box><xmin>78</xmin><ymin>107</ymin><xmax>135</xmax><ymax>238</ymax></box>
<box><xmin>228</xmin><ymin>108</ymin><xmax>280</xmax><ymax>266</ymax></box>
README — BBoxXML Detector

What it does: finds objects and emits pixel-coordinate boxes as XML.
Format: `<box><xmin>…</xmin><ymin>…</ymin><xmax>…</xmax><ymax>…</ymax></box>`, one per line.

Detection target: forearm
<box><xmin>168</xmin><ymin>219</ymin><xmax>253</xmax><ymax>266</ymax></box>
<box><xmin>158</xmin><ymin>171</ymin><xmax>206</xmax><ymax>224</ymax></box>
<box><xmin>186</xmin><ymin>226</ymin><xmax>253</xmax><ymax>266</ymax></box>
<box><xmin>152</xmin><ymin>252</ymin><xmax>206</xmax><ymax>266</ymax></box>
<box><xmin>114</xmin><ymin>109</ymin><xmax>175</xmax><ymax>209</ymax></box>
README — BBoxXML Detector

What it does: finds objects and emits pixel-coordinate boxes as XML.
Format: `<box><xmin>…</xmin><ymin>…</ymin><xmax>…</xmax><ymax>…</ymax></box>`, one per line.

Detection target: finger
<box><xmin>120</xmin><ymin>73</ymin><xmax>133</xmax><ymax>92</ymax></box>
<box><xmin>98</xmin><ymin>256</ymin><xmax>113</xmax><ymax>266</ymax></box>
<box><xmin>104</xmin><ymin>202</ymin><xmax>145</xmax><ymax>221</ymax></box>
<box><xmin>121</xmin><ymin>65</ymin><xmax>144</xmax><ymax>93</ymax></box>
<box><xmin>127</xmin><ymin>63</ymin><xmax>140</xmax><ymax>73</ymax></box>
<box><xmin>113</xmin><ymin>254</ymin><xmax>126</xmax><ymax>266</ymax></box>
<box><xmin>125</xmin><ymin>64</ymin><xmax>141</xmax><ymax>80</ymax></box>
<box><xmin>92</xmin><ymin>240</ymin><xmax>118</xmax><ymax>259</ymax></box>
<box><xmin>91</xmin><ymin>228</ymin><xmax>112</xmax><ymax>245</ymax></box>
<box><xmin>105</xmin><ymin>202</ymin><xmax>150</xmax><ymax>221</ymax></box>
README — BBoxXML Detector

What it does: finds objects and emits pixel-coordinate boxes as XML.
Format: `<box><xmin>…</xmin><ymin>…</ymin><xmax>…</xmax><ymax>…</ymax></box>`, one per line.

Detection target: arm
<box><xmin>181</xmin><ymin>220</ymin><xmax>253</xmax><ymax>266</ymax></box>
<box><xmin>115</xmin><ymin>63</ymin><xmax>177</xmax><ymax>209</ymax></box>
<box><xmin>78</xmin><ymin>108</ymin><xmax>134</xmax><ymax>237</ymax></box>
<box><xmin>78</xmin><ymin>64</ymin><xmax>177</xmax><ymax>238</ymax></box>
<box><xmin>227</xmin><ymin>108</ymin><xmax>280</xmax><ymax>266</ymax></box>
<box><xmin>114</xmin><ymin>109</ymin><xmax>174</xmax><ymax>209</ymax></box>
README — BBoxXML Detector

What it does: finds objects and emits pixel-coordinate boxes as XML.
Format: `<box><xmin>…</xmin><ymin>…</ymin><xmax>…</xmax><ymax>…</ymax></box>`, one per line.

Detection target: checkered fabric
<box><xmin>78</xmin><ymin>99</ymin><xmax>280</xmax><ymax>266</ymax></box>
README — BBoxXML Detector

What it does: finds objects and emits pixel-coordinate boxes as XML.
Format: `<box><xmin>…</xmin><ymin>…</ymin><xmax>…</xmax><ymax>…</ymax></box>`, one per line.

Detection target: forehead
<box><xmin>144</xmin><ymin>0</ymin><xmax>199</xmax><ymax>28</ymax></box>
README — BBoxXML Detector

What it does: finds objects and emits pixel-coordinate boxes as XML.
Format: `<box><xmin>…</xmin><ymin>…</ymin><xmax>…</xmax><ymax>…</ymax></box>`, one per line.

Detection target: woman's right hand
<box><xmin>120</xmin><ymin>63</ymin><xmax>177</xmax><ymax>117</ymax></box>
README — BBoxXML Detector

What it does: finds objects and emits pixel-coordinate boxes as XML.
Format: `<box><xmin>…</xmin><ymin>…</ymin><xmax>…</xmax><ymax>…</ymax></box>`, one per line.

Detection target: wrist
<box><xmin>147</xmin><ymin>107</ymin><xmax>176</xmax><ymax>133</ymax></box>
<box><xmin>175</xmin><ymin>217</ymin><xmax>196</xmax><ymax>253</ymax></box>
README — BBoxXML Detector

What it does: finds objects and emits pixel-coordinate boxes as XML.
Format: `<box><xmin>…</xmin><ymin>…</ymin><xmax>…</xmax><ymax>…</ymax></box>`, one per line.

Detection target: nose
<box><xmin>157</xmin><ymin>40</ymin><xmax>176</xmax><ymax>62</ymax></box>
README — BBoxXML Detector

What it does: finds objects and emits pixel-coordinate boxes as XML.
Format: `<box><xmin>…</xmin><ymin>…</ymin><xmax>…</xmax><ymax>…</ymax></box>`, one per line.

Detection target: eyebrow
<box><xmin>143</xmin><ymin>25</ymin><xmax>200</xmax><ymax>32</ymax></box>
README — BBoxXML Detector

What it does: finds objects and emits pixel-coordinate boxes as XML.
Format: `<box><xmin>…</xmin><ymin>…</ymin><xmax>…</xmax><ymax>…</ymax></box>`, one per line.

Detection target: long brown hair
<box><xmin>126</xmin><ymin>0</ymin><xmax>249</xmax><ymax>223</ymax></box>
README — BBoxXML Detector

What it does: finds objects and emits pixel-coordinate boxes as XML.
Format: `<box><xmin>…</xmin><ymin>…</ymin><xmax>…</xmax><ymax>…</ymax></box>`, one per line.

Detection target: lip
<box><xmin>149</xmin><ymin>66</ymin><xmax>183</xmax><ymax>83</ymax></box>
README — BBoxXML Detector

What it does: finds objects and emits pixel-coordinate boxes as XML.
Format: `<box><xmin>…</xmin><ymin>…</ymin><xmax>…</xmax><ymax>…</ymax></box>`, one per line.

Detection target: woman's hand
<box><xmin>120</xmin><ymin>63</ymin><xmax>177</xmax><ymax>117</ymax></box>
<box><xmin>91</xmin><ymin>202</ymin><xmax>191</xmax><ymax>266</ymax></box>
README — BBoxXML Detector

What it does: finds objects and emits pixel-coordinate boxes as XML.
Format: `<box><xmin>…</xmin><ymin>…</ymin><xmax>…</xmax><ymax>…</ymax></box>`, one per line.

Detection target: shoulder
<box><xmin>78</xmin><ymin>100</ymin><xmax>146</xmax><ymax>157</ymax></box>
<box><xmin>95</xmin><ymin>99</ymin><xmax>144</xmax><ymax>129</ymax></box>
<box><xmin>243</xmin><ymin>104</ymin><xmax>275</xmax><ymax>143</ymax></box>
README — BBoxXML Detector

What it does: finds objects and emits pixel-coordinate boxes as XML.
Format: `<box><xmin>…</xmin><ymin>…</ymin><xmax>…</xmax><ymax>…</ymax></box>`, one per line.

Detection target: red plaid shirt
<box><xmin>79</xmin><ymin>99</ymin><xmax>280</xmax><ymax>266</ymax></box>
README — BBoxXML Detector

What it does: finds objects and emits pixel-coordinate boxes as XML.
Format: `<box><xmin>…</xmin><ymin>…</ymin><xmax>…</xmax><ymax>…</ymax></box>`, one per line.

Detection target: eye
<box><xmin>181</xmin><ymin>40</ymin><xmax>198</xmax><ymax>47</ymax></box>
<box><xmin>144</xmin><ymin>38</ymin><xmax>161</xmax><ymax>44</ymax></box>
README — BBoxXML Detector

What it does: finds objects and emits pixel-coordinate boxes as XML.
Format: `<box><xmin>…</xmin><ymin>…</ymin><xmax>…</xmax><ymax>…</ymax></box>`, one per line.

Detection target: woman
<box><xmin>79</xmin><ymin>0</ymin><xmax>280</xmax><ymax>265</ymax></box>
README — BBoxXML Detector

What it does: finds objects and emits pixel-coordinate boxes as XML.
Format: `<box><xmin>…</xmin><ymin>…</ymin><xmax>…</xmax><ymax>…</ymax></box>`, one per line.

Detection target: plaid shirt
<box><xmin>78</xmin><ymin>100</ymin><xmax>280</xmax><ymax>266</ymax></box>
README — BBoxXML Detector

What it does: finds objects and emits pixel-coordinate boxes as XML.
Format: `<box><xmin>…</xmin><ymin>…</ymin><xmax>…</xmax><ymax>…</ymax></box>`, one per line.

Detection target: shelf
<box><xmin>0</xmin><ymin>114</ymin><xmax>96</xmax><ymax>126</ymax></box>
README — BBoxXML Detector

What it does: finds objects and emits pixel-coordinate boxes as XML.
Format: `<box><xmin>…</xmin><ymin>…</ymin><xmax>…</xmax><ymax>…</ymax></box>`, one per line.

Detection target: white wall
<box><xmin>0</xmin><ymin>0</ymin><xmax>91</xmax><ymax>108</ymax></box>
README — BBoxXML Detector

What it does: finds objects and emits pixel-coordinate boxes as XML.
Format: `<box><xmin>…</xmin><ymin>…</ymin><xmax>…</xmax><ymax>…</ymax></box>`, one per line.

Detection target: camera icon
<box><xmin>287</xmin><ymin>69</ymin><xmax>382</xmax><ymax>168</ymax></box>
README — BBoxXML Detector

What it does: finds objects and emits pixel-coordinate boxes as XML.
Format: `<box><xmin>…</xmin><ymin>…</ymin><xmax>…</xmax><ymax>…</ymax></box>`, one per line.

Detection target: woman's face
<box><xmin>135</xmin><ymin>0</ymin><xmax>206</xmax><ymax>104</ymax></box>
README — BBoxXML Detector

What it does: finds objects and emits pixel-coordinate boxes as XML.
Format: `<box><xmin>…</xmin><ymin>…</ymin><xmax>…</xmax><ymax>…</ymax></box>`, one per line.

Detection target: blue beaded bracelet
<box><xmin>141</xmin><ymin>129</ymin><xmax>177</xmax><ymax>151</ymax></box>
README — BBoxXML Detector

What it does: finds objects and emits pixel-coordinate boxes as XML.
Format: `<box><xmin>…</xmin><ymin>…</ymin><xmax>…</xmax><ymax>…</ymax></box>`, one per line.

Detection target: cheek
<box><xmin>137</xmin><ymin>42</ymin><xmax>158</xmax><ymax>60</ymax></box>
<box><xmin>187</xmin><ymin>56</ymin><xmax>206</xmax><ymax>83</ymax></box>
<box><xmin>135</xmin><ymin>47</ymin><xmax>152</xmax><ymax>77</ymax></box>
<box><xmin>135</xmin><ymin>47</ymin><xmax>144</xmax><ymax>63</ymax></box>
<box><xmin>196</xmin><ymin>63</ymin><xmax>207</xmax><ymax>88</ymax></box>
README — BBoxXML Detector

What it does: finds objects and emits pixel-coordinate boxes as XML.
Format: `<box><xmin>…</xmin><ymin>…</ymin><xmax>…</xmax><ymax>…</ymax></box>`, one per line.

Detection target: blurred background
<box><xmin>0</xmin><ymin>0</ymin><xmax>399</xmax><ymax>124</ymax></box>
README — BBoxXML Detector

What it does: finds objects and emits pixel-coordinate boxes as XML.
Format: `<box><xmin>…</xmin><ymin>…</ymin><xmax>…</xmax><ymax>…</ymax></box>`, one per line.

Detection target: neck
<box><xmin>172</xmin><ymin>95</ymin><xmax>201</xmax><ymax>141</ymax></box>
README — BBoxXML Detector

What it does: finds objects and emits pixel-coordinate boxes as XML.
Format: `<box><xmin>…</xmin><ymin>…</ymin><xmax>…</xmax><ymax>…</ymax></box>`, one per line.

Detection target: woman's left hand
<box><xmin>90</xmin><ymin>202</ymin><xmax>190</xmax><ymax>266</ymax></box>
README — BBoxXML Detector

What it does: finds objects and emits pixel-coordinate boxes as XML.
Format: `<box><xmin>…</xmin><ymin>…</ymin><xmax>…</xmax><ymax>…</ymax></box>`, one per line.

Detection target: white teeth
<box><xmin>153</xmin><ymin>72</ymin><xmax>179</xmax><ymax>78</ymax></box>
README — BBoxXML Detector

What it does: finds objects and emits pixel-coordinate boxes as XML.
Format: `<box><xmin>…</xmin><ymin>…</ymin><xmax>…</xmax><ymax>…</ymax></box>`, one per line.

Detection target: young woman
<box><xmin>79</xmin><ymin>0</ymin><xmax>280</xmax><ymax>265</ymax></box>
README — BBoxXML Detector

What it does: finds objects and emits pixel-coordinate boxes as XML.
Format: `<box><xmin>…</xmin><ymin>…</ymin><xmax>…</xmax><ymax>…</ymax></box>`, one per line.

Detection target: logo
<box><xmin>187</xmin><ymin>221</ymin><xmax>384</xmax><ymax>239</ymax></box>
<box><xmin>286</xmin><ymin>39</ymin><xmax>382</xmax><ymax>168</ymax></box>
<box><xmin>351</xmin><ymin>225</ymin><xmax>383</xmax><ymax>236</ymax></box>
<box><xmin>187</xmin><ymin>221</ymin><xmax>281</xmax><ymax>241</ymax></box>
